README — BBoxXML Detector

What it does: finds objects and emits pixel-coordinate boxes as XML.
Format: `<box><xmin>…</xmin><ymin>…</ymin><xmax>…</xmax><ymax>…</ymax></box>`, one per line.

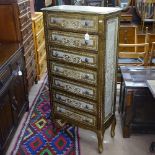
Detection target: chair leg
<box><xmin>149</xmin><ymin>142</ymin><xmax>155</xmax><ymax>153</ymax></box>
<box><xmin>142</xmin><ymin>21</ymin><xmax>145</xmax><ymax>32</ymax></box>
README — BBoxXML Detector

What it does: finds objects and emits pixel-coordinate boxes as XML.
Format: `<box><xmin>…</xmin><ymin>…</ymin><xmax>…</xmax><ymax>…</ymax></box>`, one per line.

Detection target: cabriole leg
<box><xmin>97</xmin><ymin>130</ymin><xmax>104</xmax><ymax>153</ymax></box>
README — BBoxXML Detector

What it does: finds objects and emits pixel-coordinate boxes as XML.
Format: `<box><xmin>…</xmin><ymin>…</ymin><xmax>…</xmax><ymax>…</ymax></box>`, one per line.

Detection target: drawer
<box><xmin>47</xmin><ymin>13</ymin><xmax>98</xmax><ymax>33</ymax></box>
<box><xmin>52</xmin><ymin>77</ymin><xmax>96</xmax><ymax>100</ymax></box>
<box><xmin>49</xmin><ymin>31</ymin><xmax>98</xmax><ymax>51</ymax></box>
<box><xmin>38</xmin><ymin>55</ymin><xmax>47</xmax><ymax>75</ymax></box>
<box><xmin>18</xmin><ymin>0</ymin><xmax>30</xmax><ymax>16</ymax></box>
<box><xmin>54</xmin><ymin>103</ymin><xmax>96</xmax><ymax>127</ymax></box>
<box><xmin>34</xmin><ymin>15</ymin><xmax>44</xmax><ymax>33</ymax></box>
<box><xmin>24</xmin><ymin>45</ymin><xmax>34</xmax><ymax>65</ymax></box>
<box><xmin>0</xmin><ymin>67</ymin><xmax>12</xmax><ymax>89</ymax></box>
<box><xmin>50</xmin><ymin>47</ymin><xmax>97</xmax><ymax>68</ymax></box>
<box><xmin>53</xmin><ymin>90</ymin><xmax>96</xmax><ymax>114</ymax></box>
<box><xmin>23</xmin><ymin>35</ymin><xmax>34</xmax><ymax>52</ymax></box>
<box><xmin>19</xmin><ymin>12</ymin><xmax>31</xmax><ymax>29</ymax></box>
<box><xmin>26</xmin><ymin>56</ymin><xmax>35</xmax><ymax>77</ymax></box>
<box><xmin>21</xmin><ymin>23</ymin><xmax>32</xmax><ymax>41</ymax></box>
<box><xmin>37</xmin><ymin>42</ymin><xmax>46</xmax><ymax>61</ymax></box>
<box><xmin>51</xmin><ymin>62</ymin><xmax>97</xmax><ymax>85</ymax></box>
<box><xmin>35</xmin><ymin>29</ymin><xmax>45</xmax><ymax>49</ymax></box>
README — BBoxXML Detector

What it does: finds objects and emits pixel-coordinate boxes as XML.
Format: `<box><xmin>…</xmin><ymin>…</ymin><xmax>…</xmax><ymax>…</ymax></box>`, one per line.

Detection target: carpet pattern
<box><xmin>12</xmin><ymin>77</ymin><xmax>80</xmax><ymax>155</ymax></box>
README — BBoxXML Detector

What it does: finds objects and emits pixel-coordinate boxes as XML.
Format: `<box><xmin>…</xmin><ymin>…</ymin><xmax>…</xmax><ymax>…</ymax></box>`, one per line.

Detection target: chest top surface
<box><xmin>42</xmin><ymin>5</ymin><xmax>121</xmax><ymax>15</ymax></box>
<box><xmin>0</xmin><ymin>43</ymin><xmax>21</xmax><ymax>70</ymax></box>
<box><xmin>120</xmin><ymin>66</ymin><xmax>155</xmax><ymax>88</ymax></box>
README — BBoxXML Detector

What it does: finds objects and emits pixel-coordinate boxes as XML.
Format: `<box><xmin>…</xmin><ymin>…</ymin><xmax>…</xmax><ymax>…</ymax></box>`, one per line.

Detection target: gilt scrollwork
<box><xmin>48</xmin><ymin>15</ymin><xmax>98</xmax><ymax>32</ymax></box>
<box><xmin>53</xmin><ymin>78</ymin><xmax>95</xmax><ymax>99</ymax></box>
<box><xmin>54</xmin><ymin>92</ymin><xmax>95</xmax><ymax>112</ymax></box>
<box><xmin>56</xmin><ymin>104</ymin><xmax>95</xmax><ymax>126</ymax></box>
<box><xmin>50</xmin><ymin>31</ymin><xmax>98</xmax><ymax>51</ymax></box>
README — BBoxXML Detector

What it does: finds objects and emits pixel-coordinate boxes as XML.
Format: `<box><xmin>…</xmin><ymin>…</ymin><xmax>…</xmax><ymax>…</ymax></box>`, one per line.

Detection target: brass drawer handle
<box><xmin>85</xmin><ymin>105</ymin><xmax>89</xmax><ymax>109</ymax></box>
<box><xmin>58</xmin><ymin>108</ymin><xmax>62</xmax><ymax>112</ymax></box>
<box><xmin>54</xmin><ymin>52</ymin><xmax>59</xmax><ymax>57</ymax></box>
<box><xmin>84</xmin><ymin>90</ymin><xmax>89</xmax><ymax>95</ymax></box>
<box><xmin>56</xmin><ymin>82</ymin><xmax>60</xmax><ymax>86</ymax></box>
<box><xmin>85</xmin><ymin>21</ymin><xmax>89</xmax><ymax>27</ymax></box>
<box><xmin>84</xmin><ymin>74</ymin><xmax>89</xmax><ymax>79</ymax></box>
<box><xmin>85</xmin><ymin>58</ymin><xmax>89</xmax><ymax>63</ymax></box>
<box><xmin>54</xmin><ymin>36</ymin><xmax>57</xmax><ymax>41</ymax></box>
<box><xmin>85</xmin><ymin>40</ymin><xmax>89</xmax><ymax>45</ymax></box>
<box><xmin>84</xmin><ymin>119</ymin><xmax>89</xmax><ymax>123</ymax></box>
<box><xmin>53</xmin><ymin>19</ymin><xmax>57</xmax><ymax>23</ymax></box>
<box><xmin>55</xmin><ymin>68</ymin><xmax>59</xmax><ymax>72</ymax></box>
<box><xmin>57</xmin><ymin>96</ymin><xmax>62</xmax><ymax>100</ymax></box>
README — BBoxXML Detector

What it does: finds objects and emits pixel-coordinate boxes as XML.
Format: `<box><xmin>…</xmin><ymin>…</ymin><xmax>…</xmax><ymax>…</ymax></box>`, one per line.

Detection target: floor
<box><xmin>6</xmin><ymin>74</ymin><xmax>155</xmax><ymax>155</ymax></box>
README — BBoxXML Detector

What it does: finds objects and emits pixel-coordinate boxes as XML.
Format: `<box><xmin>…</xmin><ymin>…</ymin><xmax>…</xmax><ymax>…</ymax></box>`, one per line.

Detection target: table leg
<box><xmin>122</xmin><ymin>90</ymin><xmax>133</xmax><ymax>138</ymax></box>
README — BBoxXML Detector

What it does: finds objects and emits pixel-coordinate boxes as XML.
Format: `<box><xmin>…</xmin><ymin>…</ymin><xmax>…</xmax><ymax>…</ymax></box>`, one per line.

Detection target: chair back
<box><xmin>118</xmin><ymin>27</ymin><xmax>150</xmax><ymax>66</ymax></box>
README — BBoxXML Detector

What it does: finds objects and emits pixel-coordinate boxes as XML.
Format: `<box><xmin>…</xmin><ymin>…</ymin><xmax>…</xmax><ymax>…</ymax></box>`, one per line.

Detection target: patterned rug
<box><xmin>12</xmin><ymin>76</ymin><xmax>80</xmax><ymax>155</ymax></box>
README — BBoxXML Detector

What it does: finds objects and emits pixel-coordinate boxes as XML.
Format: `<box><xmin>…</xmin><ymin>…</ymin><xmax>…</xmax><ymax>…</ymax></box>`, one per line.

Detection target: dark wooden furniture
<box><xmin>0</xmin><ymin>43</ymin><xmax>29</xmax><ymax>154</ymax></box>
<box><xmin>117</xmin><ymin>0</ymin><xmax>134</xmax><ymax>23</ymax></box>
<box><xmin>0</xmin><ymin>0</ymin><xmax>36</xmax><ymax>91</ymax></box>
<box><xmin>42</xmin><ymin>5</ymin><xmax>121</xmax><ymax>153</ymax></box>
<box><xmin>135</xmin><ymin>0</ymin><xmax>155</xmax><ymax>32</ymax></box>
<box><xmin>119</xmin><ymin>66</ymin><xmax>155</xmax><ymax>138</ymax></box>
<box><xmin>146</xmin><ymin>80</ymin><xmax>155</xmax><ymax>153</ymax></box>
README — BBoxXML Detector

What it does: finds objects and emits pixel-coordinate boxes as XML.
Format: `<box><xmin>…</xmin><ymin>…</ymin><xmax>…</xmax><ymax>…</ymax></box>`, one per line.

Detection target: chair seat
<box><xmin>118</xmin><ymin>58</ymin><xmax>143</xmax><ymax>64</ymax></box>
<box><xmin>143</xmin><ymin>19</ymin><xmax>155</xmax><ymax>22</ymax></box>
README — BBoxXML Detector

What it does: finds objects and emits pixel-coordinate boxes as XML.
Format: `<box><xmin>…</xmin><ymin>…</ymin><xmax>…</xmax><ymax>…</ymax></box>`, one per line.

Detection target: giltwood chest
<box><xmin>42</xmin><ymin>5</ymin><xmax>121</xmax><ymax>153</ymax></box>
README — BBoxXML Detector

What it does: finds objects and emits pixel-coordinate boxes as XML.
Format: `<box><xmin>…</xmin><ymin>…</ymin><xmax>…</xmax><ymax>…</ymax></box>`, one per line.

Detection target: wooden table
<box><xmin>119</xmin><ymin>66</ymin><xmax>155</xmax><ymax>138</ymax></box>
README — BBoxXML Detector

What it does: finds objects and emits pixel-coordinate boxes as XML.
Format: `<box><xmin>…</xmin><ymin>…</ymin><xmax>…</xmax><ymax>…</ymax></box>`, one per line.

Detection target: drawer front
<box><xmin>47</xmin><ymin>13</ymin><xmax>98</xmax><ymax>32</ymax></box>
<box><xmin>54</xmin><ymin>103</ymin><xmax>96</xmax><ymax>127</ymax></box>
<box><xmin>50</xmin><ymin>47</ymin><xmax>97</xmax><ymax>68</ymax></box>
<box><xmin>21</xmin><ymin>23</ymin><xmax>32</xmax><ymax>40</ymax></box>
<box><xmin>53</xmin><ymin>91</ymin><xmax>96</xmax><ymax>113</ymax></box>
<box><xmin>51</xmin><ymin>62</ymin><xmax>97</xmax><ymax>85</ymax></box>
<box><xmin>19</xmin><ymin>12</ymin><xmax>31</xmax><ymax>29</ymax></box>
<box><xmin>0</xmin><ymin>67</ymin><xmax>11</xmax><ymax>89</ymax></box>
<box><xmin>23</xmin><ymin>35</ymin><xmax>34</xmax><ymax>52</ymax></box>
<box><xmin>36</xmin><ymin>29</ymin><xmax>45</xmax><ymax>49</ymax></box>
<box><xmin>24</xmin><ymin>45</ymin><xmax>34</xmax><ymax>65</ymax></box>
<box><xmin>35</xmin><ymin>16</ymin><xmax>44</xmax><ymax>33</ymax></box>
<box><xmin>18</xmin><ymin>0</ymin><xmax>30</xmax><ymax>16</ymax></box>
<box><xmin>52</xmin><ymin>77</ymin><xmax>96</xmax><ymax>100</ymax></box>
<box><xmin>37</xmin><ymin>42</ymin><xmax>46</xmax><ymax>61</ymax></box>
<box><xmin>49</xmin><ymin>31</ymin><xmax>98</xmax><ymax>51</ymax></box>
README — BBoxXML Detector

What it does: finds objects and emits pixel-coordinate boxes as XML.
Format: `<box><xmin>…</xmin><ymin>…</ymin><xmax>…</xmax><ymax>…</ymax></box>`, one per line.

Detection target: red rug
<box><xmin>12</xmin><ymin>76</ymin><xmax>80</xmax><ymax>155</ymax></box>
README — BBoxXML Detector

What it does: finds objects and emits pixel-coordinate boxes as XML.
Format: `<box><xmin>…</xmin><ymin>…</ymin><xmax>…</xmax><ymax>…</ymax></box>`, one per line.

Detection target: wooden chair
<box><xmin>117</xmin><ymin>27</ymin><xmax>150</xmax><ymax>82</ymax></box>
<box><xmin>118</xmin><ymin>43</ymin><xmax>149</xmax><ymax>66</ymax></box>
<box><xmin>118</xmin><ymin>27</ymin><xmax>150</xmax><ymax>66</ymax></box>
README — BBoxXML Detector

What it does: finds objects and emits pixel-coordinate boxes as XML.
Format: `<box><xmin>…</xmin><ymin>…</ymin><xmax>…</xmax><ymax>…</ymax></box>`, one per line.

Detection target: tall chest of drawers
<box><xmin>42</xmin><ymin>5</ymin><xmax>121</xmax><ymax>153</ymax></box>
<box><xmin>32</xmin><ymin>12</ymin><xmax>47</xmax><ymax>80</ymax></box>
<box><xmin>0</xmin><ymin>0</ymin><xmax>36</xmax><ymax>91</ymax></box>
<box><xmin>17</xmin><ymin>0</ymin><xmax>36</xmax><ymax>91</ymax></box>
